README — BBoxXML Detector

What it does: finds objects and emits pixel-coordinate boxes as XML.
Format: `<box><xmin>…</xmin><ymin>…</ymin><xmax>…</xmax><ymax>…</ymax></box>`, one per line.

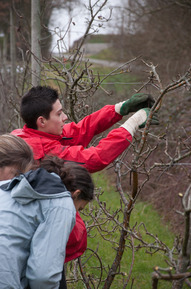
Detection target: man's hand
<box><xmin>139</xmin><ymin>108</ymin><xmax>159</xmax><ymax>128</ymax></box>
<box><xmin>115</xmin><ymin>93</ymin><xmax>155</xmax><ymax>116</ymax></box>
<box><xmin>120</xmin><ymin>108</ymin><xmax>159</xmax><ymax>136</ymax></box>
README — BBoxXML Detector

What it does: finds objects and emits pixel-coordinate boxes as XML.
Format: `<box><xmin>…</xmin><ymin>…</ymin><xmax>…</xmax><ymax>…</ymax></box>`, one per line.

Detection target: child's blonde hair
<box><xmin>0</xmin><ymin>134</ymin><xmax>34</xmax><ymax>174</ymax></box>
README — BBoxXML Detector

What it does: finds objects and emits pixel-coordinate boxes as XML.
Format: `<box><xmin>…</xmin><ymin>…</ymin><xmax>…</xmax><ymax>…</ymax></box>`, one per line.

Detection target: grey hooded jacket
<box><xmin>0</xmin><ymin>168</ymin><xmax>76</xmax><ymax>289</ymax></box>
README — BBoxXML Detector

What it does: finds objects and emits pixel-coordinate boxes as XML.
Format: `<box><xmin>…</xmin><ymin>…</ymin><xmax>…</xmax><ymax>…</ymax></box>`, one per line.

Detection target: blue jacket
<box><xmin>0</xmin><ymin>168</ymin><xmax>76</xmax><ymax>289</ymax></box>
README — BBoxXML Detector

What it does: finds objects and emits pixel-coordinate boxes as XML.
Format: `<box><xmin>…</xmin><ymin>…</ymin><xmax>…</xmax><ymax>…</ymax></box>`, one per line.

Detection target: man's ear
<box><xmin>36</xmin><ymin>116</ymin><xmax>46</xmax><ymax>129</ymax></box>
<box><xmin>72</xmin><ymin>189</ymin><xmax>81</xmax><ymax>199</ymax></box>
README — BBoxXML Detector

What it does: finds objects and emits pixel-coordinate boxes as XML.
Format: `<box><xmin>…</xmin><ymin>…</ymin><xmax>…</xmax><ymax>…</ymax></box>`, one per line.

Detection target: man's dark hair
<box><xmin>20</xmin><ymin>86</ymin><xmax>59</xmax><ymax>129</ymax></box>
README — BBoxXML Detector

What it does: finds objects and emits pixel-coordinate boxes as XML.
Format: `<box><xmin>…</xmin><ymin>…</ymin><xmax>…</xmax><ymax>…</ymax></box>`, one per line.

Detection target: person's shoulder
<box><xmin>11</xmin><ymin>125</ymin><xmax>35</xmax><ymax>138</ymax></box>
<box><xmin>48</xmin><ymin>196</ymin><xmax>76</xmax><ymax>217</ymax></box>
<box><xmin>11</xmin><ymin>128</ymin><xmax>24</xmax><ymax>136</ymax></box>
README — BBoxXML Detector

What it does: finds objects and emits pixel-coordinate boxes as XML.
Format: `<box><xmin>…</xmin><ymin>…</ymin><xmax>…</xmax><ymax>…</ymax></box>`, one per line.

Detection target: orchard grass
<box><xmin>66</xmin><ymin>171</ymin><xmax>184</xmax><ymax>289</ymax></box>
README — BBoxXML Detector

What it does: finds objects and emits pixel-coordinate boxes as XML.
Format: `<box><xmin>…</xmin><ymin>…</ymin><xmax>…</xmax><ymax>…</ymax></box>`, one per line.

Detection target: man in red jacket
<box><xmin>11</xmin><ymin>86</ymin><xmax>159</xmax><ymax>263</ymax></box>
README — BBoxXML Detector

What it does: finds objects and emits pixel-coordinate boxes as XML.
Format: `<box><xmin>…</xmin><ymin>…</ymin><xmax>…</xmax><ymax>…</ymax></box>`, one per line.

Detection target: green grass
<box><xmin>67</xmin><ymin>171</ymin><xmax>181</xmax><ymax>289</ymax></box>
<box><xmin>87</xmin><ymin>34</ymin><xmax>113</xmax><ymax>44</ymax></box>
<box><xmin>90</xmin><ymin>47</ymin><xmax>117</xmax><ymax>61</ymax></box>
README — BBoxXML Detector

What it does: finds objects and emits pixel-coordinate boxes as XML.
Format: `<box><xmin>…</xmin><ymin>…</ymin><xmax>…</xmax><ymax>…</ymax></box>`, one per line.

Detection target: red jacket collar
<box><xmin>23</xmin><ymin>124</ymin><xmax>64</xmax><ymax>140</ymax></box>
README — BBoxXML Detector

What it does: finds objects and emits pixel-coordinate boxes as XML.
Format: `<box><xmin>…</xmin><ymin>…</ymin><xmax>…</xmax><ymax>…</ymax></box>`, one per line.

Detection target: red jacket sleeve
<box><xmin>62</xmin><ymin>105</ymin><xmax>122</xmax><ymax>147</ymax></box>
<box><xmin>65</xmin><ymin>212</ymin><xmax>87</xmax><ymax>263</ymax></box>
<box><xmin>42</xmin><ymin>127</ymin><xmax>132</xmax><ymax>173</ymax></box>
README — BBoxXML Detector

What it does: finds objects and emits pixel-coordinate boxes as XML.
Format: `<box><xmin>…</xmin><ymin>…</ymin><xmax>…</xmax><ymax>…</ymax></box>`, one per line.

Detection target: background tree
<box><xmin>0</xmin><ymin>0</ymin><xmax>81</xmax><ymax>131</ymax></box>
<box><xmin>31</xmin><ymin>0</ymin><xmax>41</xmax><ymax>85</ymax></box>
<box><xmin>111</xmin><ymin>0</ymin><xmax>191</xmax><ymax>80</ymax></box>
<box><xmin>0</xmin><ymin>0</ymin><xmax>80</xmax><ymax>62</ymax></box>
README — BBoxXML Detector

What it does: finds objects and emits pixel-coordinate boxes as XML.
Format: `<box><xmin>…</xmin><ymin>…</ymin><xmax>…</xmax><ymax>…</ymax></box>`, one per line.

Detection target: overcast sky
<box><xmin>49</xmin><ymin>0</ymin><xmax>123</xmax><ymax>53</ymax></box>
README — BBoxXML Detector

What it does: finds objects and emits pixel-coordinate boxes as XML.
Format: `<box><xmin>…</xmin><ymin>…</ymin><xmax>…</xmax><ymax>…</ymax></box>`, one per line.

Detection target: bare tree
<box><xmin>1</xmin><ymin>1</ymin><xmax>191</xmax><ymax>288</ymax></box>
<box><xmin>31</xmin><ymin>0</ymin><xmax>41</xmax><ymax>86</ymax></box>
<box><xmin>73</xmin><ymin>63</ymin><xmax>191</xmax><ymax>289</ymax></box>
<box><xmin>10</xmin><ymin>4</ymin><xmax>16</xmax><ymax>91</ymax></box>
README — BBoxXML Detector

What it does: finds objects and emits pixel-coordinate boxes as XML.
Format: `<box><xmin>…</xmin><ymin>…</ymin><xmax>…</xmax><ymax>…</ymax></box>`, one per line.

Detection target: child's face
<box><xmin>73</xmin><ymin>199</ymin><xmax>89</xmax><ymax>211</ymax></box>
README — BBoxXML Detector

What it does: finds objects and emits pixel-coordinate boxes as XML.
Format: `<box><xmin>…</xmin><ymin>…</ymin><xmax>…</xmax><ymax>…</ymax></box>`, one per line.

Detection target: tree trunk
<box><xmin>10</xmin><ymin>6</ymin><xmax>16</xmax><ymax>92</ymax></box>
<box><xmin>31</xmin><ymin>0</ymin><xmax>41</xmax><ymax>86</ymax></box>
<box><xmin>172</xmin><ymin>212</ymin><xmax>191</xmax><ymax>289</ymax></box>
<box><xmin>3</xmin><ymin>34</ymin><xmax>7</xmax><ymax>62</ymax></box>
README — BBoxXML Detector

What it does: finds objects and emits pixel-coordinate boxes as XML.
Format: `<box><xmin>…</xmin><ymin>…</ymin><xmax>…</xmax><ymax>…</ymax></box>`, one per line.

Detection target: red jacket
<box><xmin>11</xmin><ymin>105</ymin><xmax>132</xmax><ymax>262</ymax></box>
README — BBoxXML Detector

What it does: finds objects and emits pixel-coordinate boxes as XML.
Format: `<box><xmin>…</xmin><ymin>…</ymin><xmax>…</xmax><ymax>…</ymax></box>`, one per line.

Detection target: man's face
<box><xmin>38</xmin><ymin>99</ymin><xmax>68</xmax><ymax>135</ymax></box>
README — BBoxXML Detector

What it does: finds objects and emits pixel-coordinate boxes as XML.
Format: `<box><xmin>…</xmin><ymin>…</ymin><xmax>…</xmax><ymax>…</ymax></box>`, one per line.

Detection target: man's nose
<box><xmin>62</xmin><ymin>113</ymin><xmax>68</xmax><ymax>122</ymax></box>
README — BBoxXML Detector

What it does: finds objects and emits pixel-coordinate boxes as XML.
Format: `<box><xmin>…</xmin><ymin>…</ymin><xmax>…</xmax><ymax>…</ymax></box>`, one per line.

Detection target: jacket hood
<box><xmin>0</xmin><ymin>168</ymin><xmax>71</xmax><ymax>205</ymax></box>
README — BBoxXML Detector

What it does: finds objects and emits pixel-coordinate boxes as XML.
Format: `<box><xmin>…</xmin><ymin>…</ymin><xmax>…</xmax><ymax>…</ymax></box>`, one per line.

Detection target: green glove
<box><xmin>119</xmin><ymin>93</ymin><xmax>155</xmax><ymax>116</ymax></box>
<box><xmin>139</xmin><ymin>108</ymin><xmax>159</xmax><ymax>128</ymax></box>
